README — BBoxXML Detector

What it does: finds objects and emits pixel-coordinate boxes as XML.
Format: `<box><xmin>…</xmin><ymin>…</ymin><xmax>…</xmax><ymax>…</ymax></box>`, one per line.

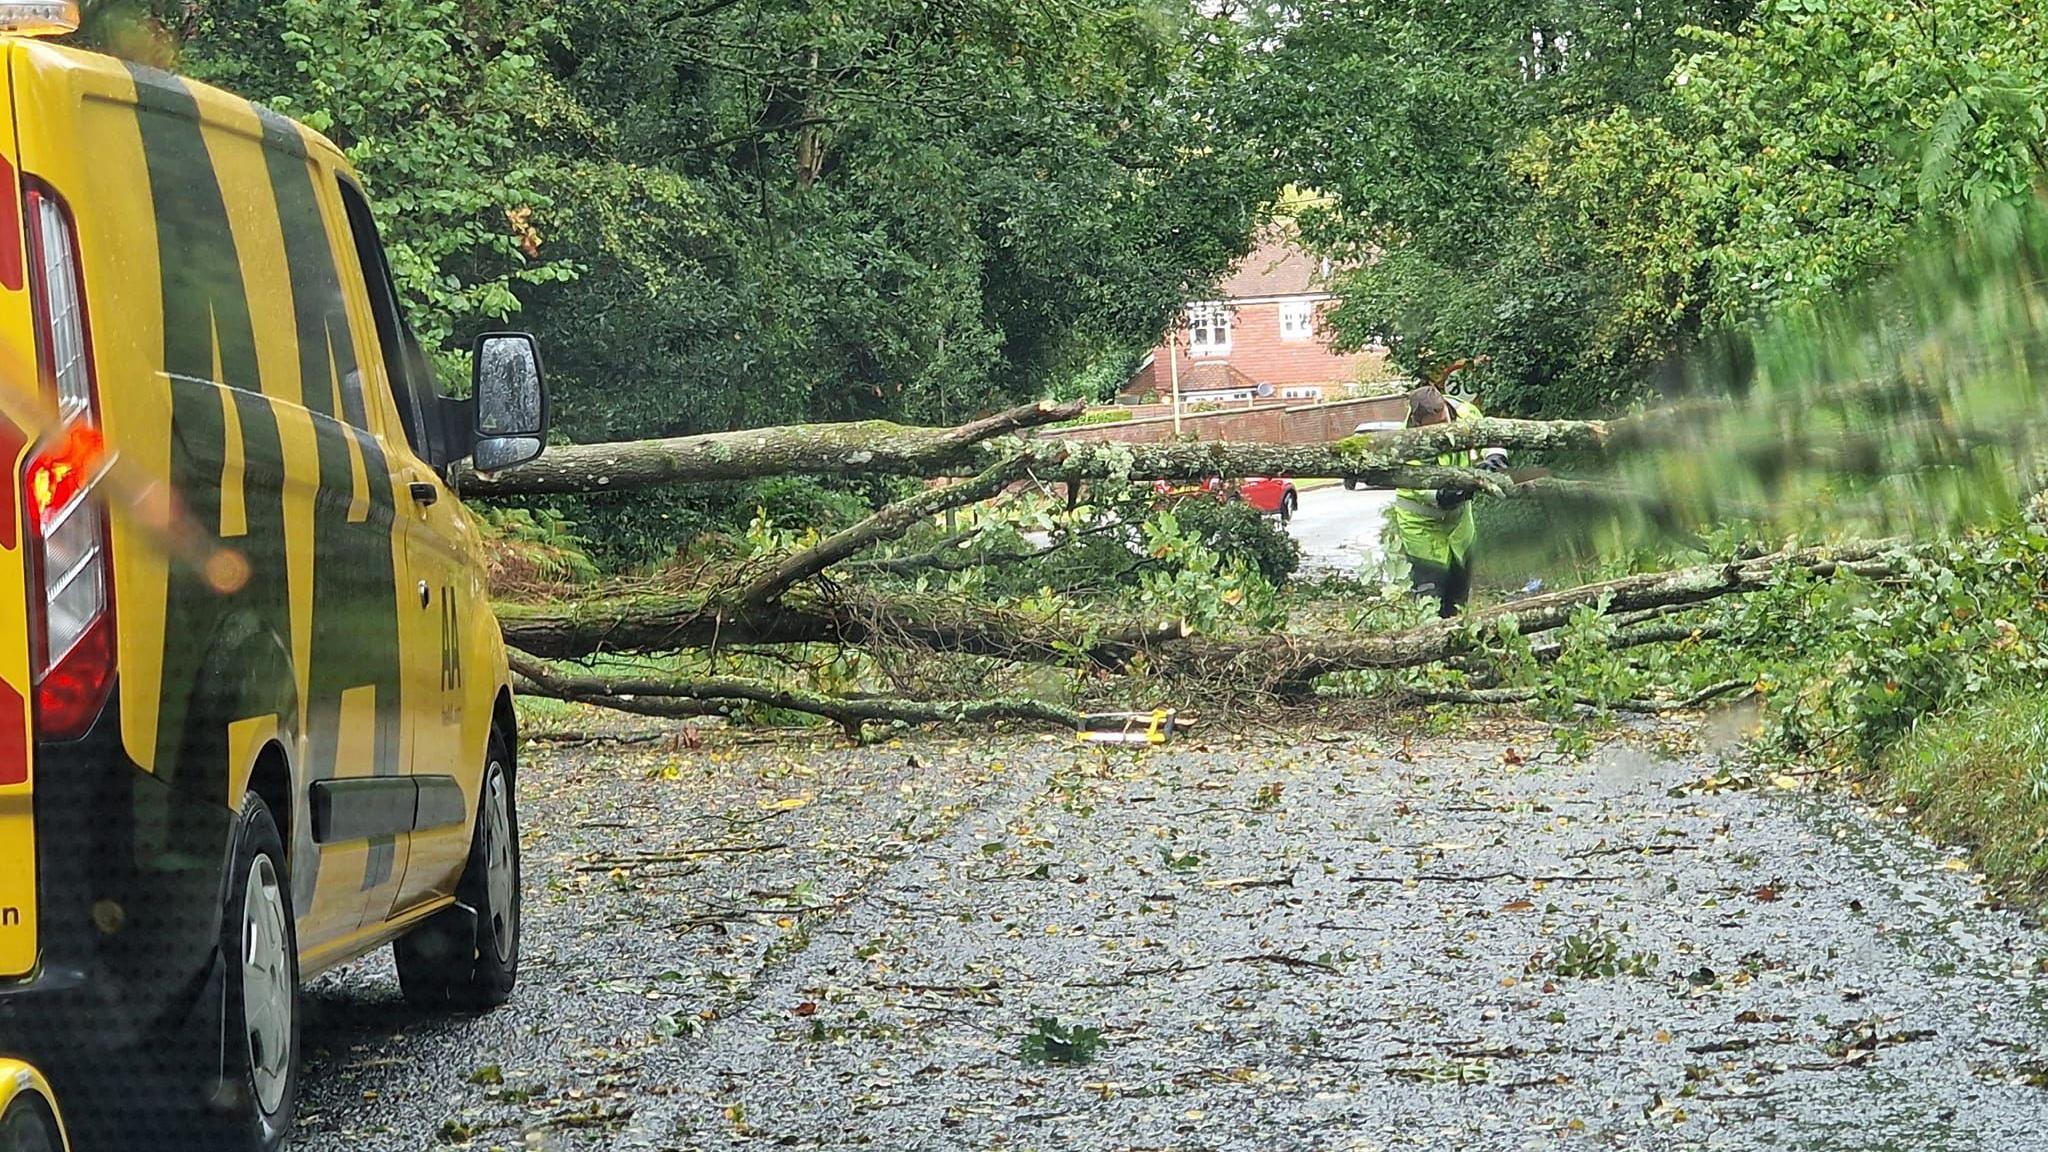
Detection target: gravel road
<box><xmin>296</xmin><ymin>716</ymin><xmax>2048</xmax><ymax>1151</ymax></box>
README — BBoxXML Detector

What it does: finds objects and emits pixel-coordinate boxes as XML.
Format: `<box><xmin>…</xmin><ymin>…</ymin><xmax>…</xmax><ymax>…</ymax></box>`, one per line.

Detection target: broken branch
<box><xmin>510</xmin><ymin>651</ymin><xmax>1083</xmax><ymax>739</ymax></box>
<box><xmin>737</xmin><ymin>453</ymin><xmax>1032</xmax><ymax>606</ymax></box>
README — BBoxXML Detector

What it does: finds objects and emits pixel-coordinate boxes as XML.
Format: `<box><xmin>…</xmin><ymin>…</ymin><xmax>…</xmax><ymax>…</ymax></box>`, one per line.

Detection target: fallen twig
<box><xmin>527</xmin><ymin>729</ymin><xmax>672</xmax><ymax>746</ymax></box>
<box><xmin>574</xmin><ymin>843</ymin><xmax>791</xmax><ymax>871</ymax></box>
<box><xmin>1348</xmin><ymin>871</ymin><xmax>1625</xmax><ymax>885</ymax></box>
<box><xmin>1222</xmin><ymin>952</ymin><xmax>1342</xmax><ymax>975</ymax></box>
<box><xmin>1203</xmin><ymin>871</ymin><xmax>1297</xmax><ymax>891</ymax></box>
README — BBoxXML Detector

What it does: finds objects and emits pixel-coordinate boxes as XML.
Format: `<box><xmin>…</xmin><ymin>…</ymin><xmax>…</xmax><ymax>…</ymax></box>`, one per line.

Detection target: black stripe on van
<box><xmin>253</xmin><ymin>107</ymin><xmax>405</xmax><ymax>897</ymax></box>
<box><xmin>123</xmin><ymin>66</ymin><xmax>297</xmax><ymax>810</ymax></box>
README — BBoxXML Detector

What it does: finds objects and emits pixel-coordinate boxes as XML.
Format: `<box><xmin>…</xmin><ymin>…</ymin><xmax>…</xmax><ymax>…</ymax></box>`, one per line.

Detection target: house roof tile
<box><xmin>1214</xmin><ymin>234</ymin><xmax>1329</xmax><ymax>299</ymax></box>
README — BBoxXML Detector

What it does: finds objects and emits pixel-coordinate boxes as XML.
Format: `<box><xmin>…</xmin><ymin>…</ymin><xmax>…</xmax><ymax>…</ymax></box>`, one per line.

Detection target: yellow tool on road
<box><xmin>1077</xmin><ymin>709</ymin><xmax>1179</xmax><ymax>745</ymax></box>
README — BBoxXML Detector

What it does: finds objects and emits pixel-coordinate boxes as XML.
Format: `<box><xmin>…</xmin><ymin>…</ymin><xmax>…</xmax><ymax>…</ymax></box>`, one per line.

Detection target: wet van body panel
<box><xmin>0</xmin><ymin>45</ymin><xmax>265</xmax><ymax>1137</ymax></box>
<box><xmin>0</xmin><ymin>49</ymin><xmax>40</xmax><ymax>983</ymax></box>
<box><xmin>0</xmin><ymin>35</ymin><xmax>510</xmax><ymax>1140</ymax></box>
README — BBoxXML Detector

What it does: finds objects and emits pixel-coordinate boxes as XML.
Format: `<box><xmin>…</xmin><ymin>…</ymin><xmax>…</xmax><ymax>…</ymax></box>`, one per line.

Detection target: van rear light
<box><xmin>29</xmin><ymin>195</ymin><xmax>90</xmax><ymax>421</ymax></box>
<box><xmin>22</xmin><ymin>181</ymin><xmax>113</xmax><ymax>739</ymax></box>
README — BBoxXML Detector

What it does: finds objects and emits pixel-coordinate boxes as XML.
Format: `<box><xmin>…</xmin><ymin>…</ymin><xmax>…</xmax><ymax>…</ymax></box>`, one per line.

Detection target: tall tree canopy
<box><xmin>80</xmin><ymin>0</ymin><xmax>2048</xmax><ymax>429</ymax></box>
<box><xmin>93</xmin><ymin>0</ymin><xmax>1268</xmax><ymax>440</ymax></box>
<box><xmin>1230</xmin><ymin>0</ymin><xmax>1756</xmax><ymax>415</ymax></box>
<box><xmin>1233</xmin><ymin>0</ymin><xmax>2048</xmax><ymax>416</ymax></box>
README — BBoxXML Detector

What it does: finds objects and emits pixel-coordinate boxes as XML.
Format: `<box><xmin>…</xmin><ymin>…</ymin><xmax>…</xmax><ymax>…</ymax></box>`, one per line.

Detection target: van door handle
<box><xmin>408</xmin><ymin>481</ymin><xmax>439</xmax><ymax>506</ymax></box>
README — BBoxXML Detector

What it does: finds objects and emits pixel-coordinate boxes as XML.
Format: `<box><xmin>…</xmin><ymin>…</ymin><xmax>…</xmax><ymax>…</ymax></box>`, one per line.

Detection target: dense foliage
<box><xmin>91</xmin><ymin>0</ymin><xmax>1262</xmax><ymax>441</ymax></box>
<box><xmin>1232</xmin><ymin>0</ymin><xmax>2048</xmax><ymax>418</ymax></box>
<box><xmin>81</xmin><ymin>0</ymin><xmax>2048</xmax><ymax>432</ymax></box>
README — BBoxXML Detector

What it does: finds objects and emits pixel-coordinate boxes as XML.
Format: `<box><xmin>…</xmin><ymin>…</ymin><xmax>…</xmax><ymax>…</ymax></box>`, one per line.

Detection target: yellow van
<box><xmin>0</xmin><ymin>6</ymin><xmax>546</xmax><ymax>1148</ymax></box>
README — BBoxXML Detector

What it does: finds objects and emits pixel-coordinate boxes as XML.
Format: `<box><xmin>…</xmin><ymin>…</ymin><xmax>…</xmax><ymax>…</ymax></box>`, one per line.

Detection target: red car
<box><xmin>1151</xmin><ymin>476</ymin><xmax>1298</xmax><ymax>523</ymax></box>
<box><xmin>1237</xmin><ymin>477</ymin><xmax>1299</xmax><ymax>523</ymax></box>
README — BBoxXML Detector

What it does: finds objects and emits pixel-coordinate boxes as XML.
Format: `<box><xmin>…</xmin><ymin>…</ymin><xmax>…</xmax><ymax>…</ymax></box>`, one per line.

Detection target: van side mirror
<box><xmin>470</xmin><ymin>332</ymin><xmax>547</xmax><ymax>473</ymax></box>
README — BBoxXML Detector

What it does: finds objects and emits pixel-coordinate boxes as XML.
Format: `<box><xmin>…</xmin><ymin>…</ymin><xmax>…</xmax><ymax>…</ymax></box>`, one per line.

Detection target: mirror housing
<box><xmin>470</xmin><ymin>332</ymin><xmax>547</xmax><ymax>473</ymax></box>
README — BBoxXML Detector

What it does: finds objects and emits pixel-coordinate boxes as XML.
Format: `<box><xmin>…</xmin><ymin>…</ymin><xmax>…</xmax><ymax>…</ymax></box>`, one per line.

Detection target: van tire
<box><xmin>396</xmin><ymin>732</ymin><xmax>520</xmax><ymax>1010</ymax></box>
<box><xmin>216</xmin><ymin>793</ymin><xmax>299</xmax><ymax>1152</ymax></box>
<box><xmin>1343</xmin><ymin>477</ymin><xmax>1359</xmax><ymax>491</ymax></box>
<box><xmin>2</xmin><ymin>1094</ymin><xmax>62</xmax><ymax>1152</ymax></box>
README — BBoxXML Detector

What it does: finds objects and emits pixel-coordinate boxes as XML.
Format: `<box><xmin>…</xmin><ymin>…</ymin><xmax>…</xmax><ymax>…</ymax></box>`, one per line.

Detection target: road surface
<box><xmin>1287</xmin><ymin>483</ymin><xmax>1396</xmax><ymax>575</ymax></box>
<box><xmin>296</xmin><ymin>718</ymin><xmax>2048</xmax><ymax>1151</ymax></box>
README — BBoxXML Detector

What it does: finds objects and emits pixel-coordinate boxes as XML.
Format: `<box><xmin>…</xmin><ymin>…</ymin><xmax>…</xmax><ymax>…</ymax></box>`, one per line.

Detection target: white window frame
<box><xmin>1279</xmin><ymin>300</ymin><xmax>1315</xmax><ymax>341</ymax></box>
<box><xmin>1186</xmin><ymin>302</ymin><xmax>1232</xmax><ymax>356</ymax></box>
<box><xmin>1281</xmin><ymin>385</ymin><xmax>1322</xmax><ymax>400</ymax></box>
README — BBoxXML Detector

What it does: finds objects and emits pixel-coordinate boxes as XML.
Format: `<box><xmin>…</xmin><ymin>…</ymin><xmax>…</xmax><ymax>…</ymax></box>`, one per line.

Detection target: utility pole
<box><xmin>1169</xmin><ymin>322</ymin><xmax>1183</xmax><ymax>435</ymax></box>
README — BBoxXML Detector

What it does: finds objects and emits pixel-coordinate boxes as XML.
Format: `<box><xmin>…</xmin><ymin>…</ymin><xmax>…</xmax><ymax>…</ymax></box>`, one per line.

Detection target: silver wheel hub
<box><xmin>483</xmin><ymin>765</ymin><xmax>516</xmax><ymax>963</ymax></box>
<box><xmin>240</xmin><ymin>854</ymin><xmax>293</xmax><ymax>1116</ymax></box>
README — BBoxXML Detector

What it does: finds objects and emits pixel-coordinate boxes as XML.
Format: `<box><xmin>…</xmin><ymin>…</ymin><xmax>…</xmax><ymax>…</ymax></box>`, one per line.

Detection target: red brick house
<box><xmin>1122</xmin><ymin>233</ymin><xmax>1387</xmax><ymax>405</ymax></box>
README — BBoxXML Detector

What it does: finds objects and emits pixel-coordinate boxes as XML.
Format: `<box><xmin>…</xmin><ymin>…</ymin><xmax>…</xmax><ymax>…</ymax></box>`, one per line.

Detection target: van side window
<box><xmin>335</xmin><ymin>179</ymin><xmax>430</xmax><ymax>454</ymax></box>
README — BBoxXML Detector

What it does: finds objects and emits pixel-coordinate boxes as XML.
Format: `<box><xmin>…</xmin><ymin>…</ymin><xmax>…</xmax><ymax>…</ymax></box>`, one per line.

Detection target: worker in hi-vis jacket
<box><xmin>1392</xmin><ymin>382</ymin><xmax>1507</xmax><ymax>617</ymax></box>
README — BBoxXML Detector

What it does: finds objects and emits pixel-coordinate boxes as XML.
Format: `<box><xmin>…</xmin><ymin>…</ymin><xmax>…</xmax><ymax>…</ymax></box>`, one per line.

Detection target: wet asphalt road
<box><xmin>296</xmin><ymin>718</ymin><xmax>2048</xmax><ymax>1151</ymax></box>
<box><xmin>1287</xmin><ymin>484</ymin><xmax>1395</xmax><ymax>576</ymax></box>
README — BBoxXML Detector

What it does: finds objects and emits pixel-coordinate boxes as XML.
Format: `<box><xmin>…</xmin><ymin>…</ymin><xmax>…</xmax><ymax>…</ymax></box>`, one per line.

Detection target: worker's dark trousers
<box><xmin>1407</xmin><ymin>552</ymin><xmax>1473</xmax><ymax>619</ymax></box>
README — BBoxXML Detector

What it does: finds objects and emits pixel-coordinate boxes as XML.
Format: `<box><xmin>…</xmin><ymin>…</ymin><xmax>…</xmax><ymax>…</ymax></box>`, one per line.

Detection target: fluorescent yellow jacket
<box><xmin>1393</xmin><ymin>396</ymin><xmax>1493</xmax><ymax>566</ymax></box>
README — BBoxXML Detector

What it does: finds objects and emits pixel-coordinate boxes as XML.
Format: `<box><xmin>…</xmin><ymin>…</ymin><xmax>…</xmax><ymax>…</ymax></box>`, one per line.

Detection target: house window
<box><xmin>1187</xmin><ymin>302</ymin><xmax>1231</xmax><ymax>355</ymax></box>
<box><xmin>1281</xmin><ymin>385</ymin><xmax>1323</xmax><ymax>400</ymax></box>
<box><xmin>1279</xmin><ymin>300</ymin><xmax>1315</xmax><ymax>341</ymax></box>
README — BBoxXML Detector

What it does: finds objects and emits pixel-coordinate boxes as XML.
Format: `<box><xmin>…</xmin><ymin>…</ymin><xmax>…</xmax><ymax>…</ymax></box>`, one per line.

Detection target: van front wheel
<box><xmin>1</xmin><ymin>1093</ymin><xmax>63</xmax><ymax>1152</ymax></box>
<box><xmin>396</xmin><ymin>732</ymin><xmax>520</xmax><ymax>1009</ymax></box>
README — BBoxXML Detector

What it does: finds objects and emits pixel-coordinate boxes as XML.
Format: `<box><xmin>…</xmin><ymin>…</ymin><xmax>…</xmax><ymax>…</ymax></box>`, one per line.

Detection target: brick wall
<box><xmin>1051</xmin><ymin>393</ymin><xmax>1408</xmax><ymax>448</ymax></box>
<box><xmin>1104</xmin><ymin>398</ymin><xmax>1295</xmax><ymax>423</ymax></box>
<box><xmin>1125</xmin><ymin>297</ymin><xmax>1390</xmax><ymax>401</ymax></box>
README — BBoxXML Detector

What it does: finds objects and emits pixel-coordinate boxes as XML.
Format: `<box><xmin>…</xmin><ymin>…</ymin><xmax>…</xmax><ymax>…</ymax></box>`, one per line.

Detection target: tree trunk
<box><xmin>465</xmin><ymin>411</ymin><xmax>1631</xmax><ymax>497</ymax></box>
<box><xmin>496</xmin><ymin>586</ymin><xmax>1188</xmax><ymax>665</ymax></box>
<box><xmin>509</xmin><ymin>652</ymin><xmax>1081</xmax><ymax>739</ymax></box>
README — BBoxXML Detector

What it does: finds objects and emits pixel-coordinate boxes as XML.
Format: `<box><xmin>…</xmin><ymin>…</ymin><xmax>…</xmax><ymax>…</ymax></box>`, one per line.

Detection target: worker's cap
<box><xmin>1406</xmin><ymin>385</ymin><xmax>1449</xmax><ymax>425</ymax></box>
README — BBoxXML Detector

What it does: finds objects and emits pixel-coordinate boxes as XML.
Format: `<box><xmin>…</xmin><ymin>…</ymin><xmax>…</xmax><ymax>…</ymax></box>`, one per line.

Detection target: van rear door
<box><xmin>0</xmin><ymin>40</ymin><xmax>49</xmax><ymax>981</ymax></box>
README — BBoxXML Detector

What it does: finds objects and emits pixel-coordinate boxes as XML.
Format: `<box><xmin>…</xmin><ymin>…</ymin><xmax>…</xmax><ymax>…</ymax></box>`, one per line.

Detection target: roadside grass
<box><xmin>1882</xmin><ymin>691</ymin><xmax>2048</xmax><ymax>897</ymax></box>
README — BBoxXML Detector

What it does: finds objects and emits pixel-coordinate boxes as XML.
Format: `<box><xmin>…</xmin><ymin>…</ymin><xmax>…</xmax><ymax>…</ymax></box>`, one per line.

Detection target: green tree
<box><xmin>1539</xmin><ymin>0</ymin><xmax>2048</xmax><ymax>346</ymax></box>
<box><xmin>522</xmin><ymin>0</ymin><xmax>1266</xmax><ymax>441</ymax></box>
<box><xmin>118</xmin><ymin>0</ymin><xmax>578</xmax><ymax>362</ymax></box>
<box><xmin>1229</xmin><ymin>1</ymin><xmax>1754</xmax><ymax>415</ymax></box>
<box><xmin>91</xmin><ymin>0</ymin><xmax>1263</xmax><ymax>440</ymax></box>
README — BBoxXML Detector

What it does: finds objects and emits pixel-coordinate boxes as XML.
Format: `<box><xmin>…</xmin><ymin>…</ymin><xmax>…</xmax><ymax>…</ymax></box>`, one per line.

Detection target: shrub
<box><xmin>1171</xmin><ymin>496</ymin><xmax>1301</xmax><ymax>585</ymax></box>
<box><xmin>475</xmin><ymin>506</ymin><xmax>599</xmax><ymax>597</ymax></box>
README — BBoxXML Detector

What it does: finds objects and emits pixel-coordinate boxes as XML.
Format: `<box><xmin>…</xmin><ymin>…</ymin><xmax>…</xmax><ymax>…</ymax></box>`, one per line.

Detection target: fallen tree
<box><xmin>481</xmin><ymin>400</ymin><xmax>1911</xmax><ymax>736</ymax></box>
<box><xmin>501</xmin><ymin>538</ymin><xmax>1902</xmax><ymax>692</ymax></box>
<box><xmin>496</xmin><ymin>585</ymin><xmax>1189</xmax><ymax>665</ymax></box>
<box><xmin>465</xmin><ymin>400</ymin><xmax>1637</xmax><ymax>496</ymax></box>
